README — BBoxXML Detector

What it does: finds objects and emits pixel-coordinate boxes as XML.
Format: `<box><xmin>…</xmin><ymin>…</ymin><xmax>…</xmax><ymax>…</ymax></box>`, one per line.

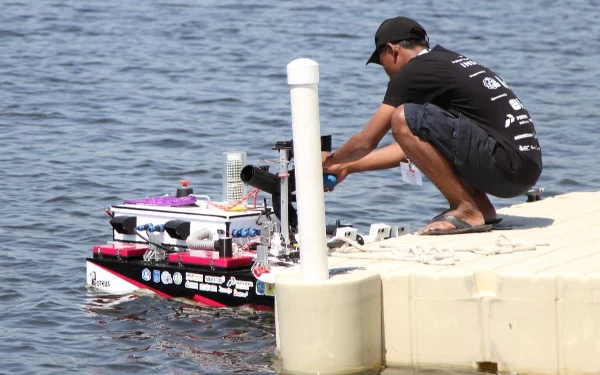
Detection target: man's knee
<box><xmin>391</xmin><ymin>105</ymin><xmax>412</xmax><ymax>140</ymax></box>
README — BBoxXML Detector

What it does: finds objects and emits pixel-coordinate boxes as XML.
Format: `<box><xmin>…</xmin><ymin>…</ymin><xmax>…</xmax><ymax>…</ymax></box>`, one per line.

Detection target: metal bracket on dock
<box><xmin>526</xmin><ymin>187</ymin><xmax>544</xmax><ymax>202</ymax></box>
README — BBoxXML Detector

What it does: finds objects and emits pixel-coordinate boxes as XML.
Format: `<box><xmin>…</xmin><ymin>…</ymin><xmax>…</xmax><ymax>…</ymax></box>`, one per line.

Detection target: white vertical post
<box><xmin>286</xmin><ymin>58</ymin><xmax>328</xmax><ymax>282</ymax></box>
<box><xmin>279</xmin><ymin>148</ymin><xmax>290</xmax><ymax>248</ymax></box>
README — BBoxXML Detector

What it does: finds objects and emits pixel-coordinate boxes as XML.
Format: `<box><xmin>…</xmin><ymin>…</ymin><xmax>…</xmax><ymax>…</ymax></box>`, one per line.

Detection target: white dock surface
<box><xmin>326</xmin><ymin>191</ymin><xmax>600</xmax><ymax>374</ymax></box>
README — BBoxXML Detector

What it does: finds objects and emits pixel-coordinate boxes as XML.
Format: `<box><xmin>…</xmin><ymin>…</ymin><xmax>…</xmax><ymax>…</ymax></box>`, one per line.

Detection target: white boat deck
<box><xmin>325</xmin><ymin>191</ymin><xmax>600</xmax><ymax>374</ymax></box>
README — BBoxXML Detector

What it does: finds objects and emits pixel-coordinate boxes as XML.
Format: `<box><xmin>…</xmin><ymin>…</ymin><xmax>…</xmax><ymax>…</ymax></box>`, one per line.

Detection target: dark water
<box><xmin>1</xmin><ymin>0</ymin><xmax>599</xmax><ymax>374</ymax></box>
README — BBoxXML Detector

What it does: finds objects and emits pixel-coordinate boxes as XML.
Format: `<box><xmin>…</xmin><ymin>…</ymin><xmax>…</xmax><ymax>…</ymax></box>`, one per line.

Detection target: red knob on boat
<box><xmin>177</xmin><ymin>180</ymin><xmax>194</xmax><ymax>197</ymax></box>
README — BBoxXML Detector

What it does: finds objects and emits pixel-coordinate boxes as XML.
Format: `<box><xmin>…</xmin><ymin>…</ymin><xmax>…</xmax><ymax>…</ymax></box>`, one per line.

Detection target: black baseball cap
<box><xmin>366</xmin><ymin>16</ymin><xmax>428</xmax><ymax>65</ymax></box>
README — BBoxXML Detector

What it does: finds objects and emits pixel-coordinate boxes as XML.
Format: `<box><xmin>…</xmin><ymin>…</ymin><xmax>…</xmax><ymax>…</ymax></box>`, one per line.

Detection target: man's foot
<box><xmin>481</xmin><ymin>210</ymin><xmax>499</xmax><ymax>225</ymax></box>
<box><xmin>471</xmin><ymin>190</ymin><xmax>498</xmax><ymax>224</ymax></box>
<box><xmin>485</xmin><ymin>217</ymin><xmax>502</xmax><ymax>225</ymax></box>
<box><xmin>419</xmin><ymin>209</ymin><xmax>489</xmax><ymax>235</ymax></box>
<box><xmin>419</xmin><ymin>215</ymin><xmax>493</xmax><ymax>235</ymax></box>
<box><xmin>431</xmin><ymin>208</ymin><xmax>500</xmax><ymax>225</ymax></box>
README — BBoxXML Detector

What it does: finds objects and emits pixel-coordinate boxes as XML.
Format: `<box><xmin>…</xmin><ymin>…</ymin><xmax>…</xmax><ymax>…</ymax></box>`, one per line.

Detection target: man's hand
<box><xmin>321</xmin><ymin>151</ymin><xmax>336</xmax><ymax>191</ymax></box>
<box><xmin>321</xmin><ymin>151</ymin><xmax>332</xmax><ymax>165</ymax></box>
<box><xmin>325</xmin><ymin>164</ymin><xmax>349</xmax><ymax>184</ymax></box>
<box><xmin>323</xmin><ymin>163</ymin><xmax>350</xmax><ymax>191</ymax></box>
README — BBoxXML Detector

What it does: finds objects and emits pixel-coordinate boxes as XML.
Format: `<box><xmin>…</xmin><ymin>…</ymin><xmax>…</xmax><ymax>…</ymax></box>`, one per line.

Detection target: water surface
<box><xmin>1</xmin><ymin>0</ymin><xmax>599</xmax><ymax>374</ymax></box>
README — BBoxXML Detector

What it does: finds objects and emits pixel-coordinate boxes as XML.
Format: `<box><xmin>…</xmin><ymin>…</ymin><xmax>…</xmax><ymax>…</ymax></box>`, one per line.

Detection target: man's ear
<box><xmin>386</xmin><ymin>42</ymin><xmax>394</xmax><ymax>55</ymax></box>
<box><xmin>391</xmin><ymin>44</ymin><xmax>400</xmax><ymax>63</ymax></box>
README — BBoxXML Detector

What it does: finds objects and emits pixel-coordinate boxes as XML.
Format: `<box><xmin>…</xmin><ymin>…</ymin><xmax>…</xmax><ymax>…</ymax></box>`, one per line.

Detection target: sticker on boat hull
<box><xmin>186</xmin><ymin>272</ymin><xmax>203</xmax><ymax>282</ymax></box>
<box><xmin>205</xmin><ymin>275</ymin><xmax>226</xmax><ymax>285</ymax></box>
<box><xmin>256</xmin><ymin>281</ymin><xmax>266</xmax><ymax>295</ymax></box>
<box><xmin>199</xmin><ymin>283</ymin><xmax>217</xmax><ymax>292</ymax></box>
<box><xmin>265</xmin><ymin>283</ymin><xmax>275</xmax><ymax>296</ymax></box>
<box><xmin>173</xmin><ymin>272</ymin><xmax>182</xmax><ymax>285</ymax></box>
<box><xmin>86</xmin><ymin>261</ymin><xmax>138</xmax><ymax>294</ymax></box>
<box><xmin>161</xmin><ymin>271</ymin><xmax>173</xmax><ymax>284</ymax></box>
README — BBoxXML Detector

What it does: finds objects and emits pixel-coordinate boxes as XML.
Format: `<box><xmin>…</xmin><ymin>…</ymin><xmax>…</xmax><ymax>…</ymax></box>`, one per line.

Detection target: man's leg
<box><xmin>390</xmin><ymin>105</ymin><xmax>486</xmax><ymax>234</ymax></box>
<box><xmin>460</xmin><ymin>178</ymin><xmax>498</xmax><ymax>224</ymax></box>
<box><xmin>432</xmin><ymin>180</ymin><xmax>498</xmax><ymax>225</ymax></box>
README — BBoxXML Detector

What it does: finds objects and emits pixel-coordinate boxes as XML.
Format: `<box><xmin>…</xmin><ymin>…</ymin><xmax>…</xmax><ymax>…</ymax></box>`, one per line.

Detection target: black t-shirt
<box><xmin>383</xmin><ymin>45</ymin><xmax>542</xmax><ymax>184</ymax></box>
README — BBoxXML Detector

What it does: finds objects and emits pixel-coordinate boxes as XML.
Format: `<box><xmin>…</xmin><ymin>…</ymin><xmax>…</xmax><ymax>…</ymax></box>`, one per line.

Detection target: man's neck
<box><xmin>414</xmin><ymin>45</ymin><xmax>429</xmax><ymax>56</ymax></box>
<box><xmin>404</xmin><ymin>46</ymin><xmax>427</xmax><ymax>62</ymax></box>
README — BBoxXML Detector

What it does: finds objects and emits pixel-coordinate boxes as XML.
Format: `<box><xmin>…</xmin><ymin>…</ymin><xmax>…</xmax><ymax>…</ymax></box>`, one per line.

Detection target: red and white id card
<box><xmin>400</xmin><ymin>162</ymin><xmax>423</xmax><ymax>186</ymax></box>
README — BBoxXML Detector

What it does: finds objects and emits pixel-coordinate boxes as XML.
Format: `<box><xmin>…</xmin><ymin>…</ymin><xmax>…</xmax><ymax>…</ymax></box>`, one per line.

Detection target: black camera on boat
<box><xmin>240</xmin><ymin>136</ymin><xmax>332</xmax><ymax>231</ymax></box>
<box><xmin>110</xmin><ymin>216</ymin><xmax>137</xmax><ymax>235</ymax></box>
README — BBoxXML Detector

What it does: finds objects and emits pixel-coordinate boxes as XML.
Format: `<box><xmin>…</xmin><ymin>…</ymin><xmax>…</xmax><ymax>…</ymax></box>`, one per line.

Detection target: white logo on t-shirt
<box><xmin>505</xmin><ymin>114</ymin><xmax>515</xmax><ymax>128</ymax></box>
<box><xmin>508</xmin><ymin>98</ymin><xmax>523</xmax><ymax>110</ymax></box>
<box><xmin>483</xmin><ymin>77</ymin><xmax>501</xmax><ymax>90</ymax></box>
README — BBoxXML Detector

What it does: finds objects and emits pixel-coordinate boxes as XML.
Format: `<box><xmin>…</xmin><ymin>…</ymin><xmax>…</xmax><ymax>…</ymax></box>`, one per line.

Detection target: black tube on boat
<box><xmin>240</xmin><ymin>165</ymin><xmax>280</xmax><ymax>195</ymax></box>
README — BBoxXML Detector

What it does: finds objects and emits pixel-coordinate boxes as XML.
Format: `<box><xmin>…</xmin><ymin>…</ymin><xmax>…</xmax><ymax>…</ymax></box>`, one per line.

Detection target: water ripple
<box><xmin>2</xmin><ymin>0</ymin><xmax>600</xmax><ymax>374</ymax></box>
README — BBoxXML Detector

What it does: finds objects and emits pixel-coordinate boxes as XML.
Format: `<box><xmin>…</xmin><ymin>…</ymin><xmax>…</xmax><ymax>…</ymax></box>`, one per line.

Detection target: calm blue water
<box><xmin>1</xmin><ymin>1</ymin><xmax>599</xmax><ymax>374</ymax></box>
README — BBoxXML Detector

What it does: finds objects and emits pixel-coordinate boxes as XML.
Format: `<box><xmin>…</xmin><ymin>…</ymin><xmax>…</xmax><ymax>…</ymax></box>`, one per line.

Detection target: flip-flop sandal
<box><xmin>421</xmin><ymin>215</ymin><xmax>493</xmax><ymax>235</ymax></box>
<box><xmin>430</xmin><ymin>210</ymin><xmax>502</xmax><ymax>225</ymax></box>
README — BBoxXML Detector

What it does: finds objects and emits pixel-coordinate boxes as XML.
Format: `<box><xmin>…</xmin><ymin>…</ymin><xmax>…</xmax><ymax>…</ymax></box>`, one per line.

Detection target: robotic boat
<box><xmin>86</xmin><ymin>137</ymin><xmax>344</xmax><ymax>308</ymax></box>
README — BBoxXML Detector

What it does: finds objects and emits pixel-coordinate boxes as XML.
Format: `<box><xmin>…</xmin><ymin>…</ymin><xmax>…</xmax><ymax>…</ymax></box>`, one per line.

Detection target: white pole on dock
<box><xmin>277</xmin><ymin>58</ymin><xmax>381</xmax><ymax>375</ymax></box>
<box><xmin>286</xmin><ymin>58</ymin><xmax>329</xmax><ymax>282</ymax></box>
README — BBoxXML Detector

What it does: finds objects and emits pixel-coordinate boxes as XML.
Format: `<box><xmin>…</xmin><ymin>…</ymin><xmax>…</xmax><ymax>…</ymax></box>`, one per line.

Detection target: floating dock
<box><xmin>275</xmin><ymin>191</ymin><xmax>600</xmax><ymax>375</ymax></box>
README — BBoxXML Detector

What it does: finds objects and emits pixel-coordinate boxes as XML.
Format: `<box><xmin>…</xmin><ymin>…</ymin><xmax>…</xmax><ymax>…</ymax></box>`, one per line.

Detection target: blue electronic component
<box><xmin>136</xmin><ymin>223</ymin><xmax>164</xmax><ymax>232</ymax></box>
<box><xmin>231</xmin><ymin>228</ymin><xmax>262</xmax><ymax>237</ymax></box>
<box><xmin>323</xmin><ymin>174</ymin><xmax>337</xmax><ymax>189</ymax></box>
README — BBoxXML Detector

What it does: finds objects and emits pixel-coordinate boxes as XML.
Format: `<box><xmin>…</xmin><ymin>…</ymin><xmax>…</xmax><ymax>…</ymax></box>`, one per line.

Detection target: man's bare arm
<box><xmin>323</xmin><ymin>103</ymin><xmax>396</xmax><ymax>167</ymax></box>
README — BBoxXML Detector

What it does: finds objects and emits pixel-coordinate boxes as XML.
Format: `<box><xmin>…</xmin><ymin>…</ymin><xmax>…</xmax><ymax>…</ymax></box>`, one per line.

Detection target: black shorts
<box><xmin>403</xmin><ymin>102</ymin><xmax>534</xmax><ymax>198</ymax></box>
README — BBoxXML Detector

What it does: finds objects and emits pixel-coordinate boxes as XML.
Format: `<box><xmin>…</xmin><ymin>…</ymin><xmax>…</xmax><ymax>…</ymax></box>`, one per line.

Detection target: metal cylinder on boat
<box><xmin>222</xmin><ymin>151</ymin><xmax>246</xmax><ymax>205</ymax></box>
<box><xmin>240</xmin><ymin>165</ymin><xmax>280</xmax><ymax>195</ymax></box>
